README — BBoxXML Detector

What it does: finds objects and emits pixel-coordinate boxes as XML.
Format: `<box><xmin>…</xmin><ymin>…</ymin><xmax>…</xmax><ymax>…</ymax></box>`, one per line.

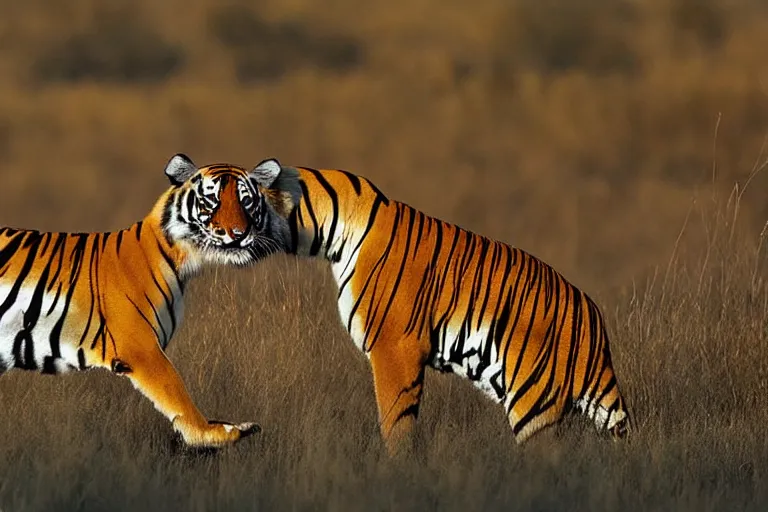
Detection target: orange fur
<box><xmin>0</xmin><ymin>155</ymin><xmax>299</xmax><ymax>448</ymax></box>
<box><xmin>281</xmin><ymin>164</ymin><xmax>630</xmax><ymax>454</ymax></box>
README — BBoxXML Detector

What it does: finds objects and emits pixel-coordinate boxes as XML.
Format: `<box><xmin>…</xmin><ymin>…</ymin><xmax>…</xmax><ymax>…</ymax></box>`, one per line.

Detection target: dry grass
<box><xmin>2</xmin><ymin>201</ymin><xmax>768</xmax><ymax>510</ymax></box>
<box><xmin>2</xmin><ymin>0</ymin><xmax>768</xmax><ymax>509</ymax></box>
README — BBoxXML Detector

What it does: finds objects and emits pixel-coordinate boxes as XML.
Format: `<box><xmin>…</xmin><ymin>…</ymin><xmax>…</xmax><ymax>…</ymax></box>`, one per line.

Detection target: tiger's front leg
<box><xmin>369</xmin><ymin>334</ymin><xmax>428</xmax><ymax>456</ymax></box>
<box><xmin>113</xmin><ymin>340</ymin><xmax>259</xmax><ymax>448</ymax></box>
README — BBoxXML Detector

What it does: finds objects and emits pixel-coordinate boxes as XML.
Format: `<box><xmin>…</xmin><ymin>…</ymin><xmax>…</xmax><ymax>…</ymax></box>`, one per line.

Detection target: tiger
<box><xmin>0</xmin><ymin>153</ymin><xmax>299</xmax><ymax>448</ymax></box>
<box><xmin>249</xmin><ymin>157</ymin><xmax>630</xmax><ymax>454</ymax></box>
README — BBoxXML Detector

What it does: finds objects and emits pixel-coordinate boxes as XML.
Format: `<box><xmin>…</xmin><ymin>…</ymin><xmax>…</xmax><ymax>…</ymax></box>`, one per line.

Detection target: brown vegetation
<box><xmin>1</xmin><ymin>0</ymin><xmax>768</xmax><ymax>509</ymax></box>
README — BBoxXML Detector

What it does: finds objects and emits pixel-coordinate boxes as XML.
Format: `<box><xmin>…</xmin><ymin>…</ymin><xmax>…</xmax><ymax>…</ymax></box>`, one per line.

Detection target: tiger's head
<box><xmin>160</xmin><ymin>154</ymin><xmax>300</xmax><ymax>270</ymax></box>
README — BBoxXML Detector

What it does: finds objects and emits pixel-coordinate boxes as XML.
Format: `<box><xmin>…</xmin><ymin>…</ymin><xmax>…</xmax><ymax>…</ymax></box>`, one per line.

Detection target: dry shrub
<box><xmin>493</xmin><ymin>0</ymin><xmax>638</xmax><ymax>79</ymax></box>
<box><xmin>31</xmin><ymin>9</ymin><xmax>184</xmax><ymax>84</ymax></box>
<box><xmin>208</xmin><ymin>4</ymin><xmax>364</xmax><ymax>84</ymax></box>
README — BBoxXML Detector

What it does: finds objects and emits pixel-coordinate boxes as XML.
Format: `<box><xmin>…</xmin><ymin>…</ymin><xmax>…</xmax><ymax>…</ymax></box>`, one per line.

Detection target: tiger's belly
<box><xmin>0</xmin><ymin>284</ymin><xmax>83</xmax><ymax>374</ymax></box>
<box><xmin>335</xmin><ymin>294</ymin><xmax>506</xmax><ymax>402</ymax></box>
<box><xmin>429</xmin><ymin>327</ymin><xmax>506</xmax><ymax>403</ymax></box>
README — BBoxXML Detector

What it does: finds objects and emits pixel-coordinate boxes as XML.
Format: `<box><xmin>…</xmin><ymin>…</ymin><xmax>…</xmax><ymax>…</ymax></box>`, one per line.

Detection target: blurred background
<box><xmin>0</xmin><ymin>0</ymin><xmax>767</xmax><ymax>294</ymax></box>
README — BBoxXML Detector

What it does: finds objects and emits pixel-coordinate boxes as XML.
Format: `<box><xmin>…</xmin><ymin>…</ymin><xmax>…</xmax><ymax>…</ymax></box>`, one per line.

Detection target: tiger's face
<box><xmin>161</xmin><ymin>154</ymin><xmax>296</xmax><ymax>268</ymax></box>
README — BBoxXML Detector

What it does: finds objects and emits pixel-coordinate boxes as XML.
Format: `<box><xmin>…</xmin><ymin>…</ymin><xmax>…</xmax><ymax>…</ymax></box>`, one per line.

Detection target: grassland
<box><xmin>1</xmin><ymin>0</ymin><xmax>768</xmax><ymax>509</ymax></box>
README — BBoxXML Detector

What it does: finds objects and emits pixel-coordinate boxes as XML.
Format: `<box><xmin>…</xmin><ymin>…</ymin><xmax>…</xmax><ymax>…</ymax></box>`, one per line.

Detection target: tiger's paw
<box><xmin>216</xmin><ymin>420</ymin><xmax>262</xmax><ymax>439</ymax></box>
<box><xmin>174</xmin><ymin>417</ymin><xmax>262</xmax><ymax>448</ymax></box>
<box><xmin>201</xmin><ymin>420</ymin><xmax>262</xmax><ymax>446</ymax></box>
<box><xmin>610</xmin><ymin>417</ymin><xmax>629</xmax><ymax>441</ymax></box>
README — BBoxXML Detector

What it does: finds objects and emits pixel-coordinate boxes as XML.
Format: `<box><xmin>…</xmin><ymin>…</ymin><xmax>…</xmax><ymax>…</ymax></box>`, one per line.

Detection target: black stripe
<box><xmin>411</xmin><ymin>208</ymin><xmax>427</xmax><ymax>260</ymax></box>
<box><xmin>0</xmin><ymin>232</ymin><xmax>44</xmax><ymax>324</ymax></box>
<box><xmin>155</xmin><ymin>237</ymin><xmax>182</xmax><ymax>285</ymax></box>
<box><xmin>351</xmin><ymin>204</ymin><xmax>402</xmax><ymax>339</ymax></box>
<box><xmin>595</xmin><ymin>373</ymin><xmax>617</xmax><ymax>406</ymax></box>
<box><xmin>183</xmin><ymin>189</ymin><xmax>195</xmax><ymax>224</ymax></box>
<box><xmin>20</xmin><ymin>233</ymin><xmax>60</xmax><ymax>361</ymax></box>
<box><xmin>42</xmin><ymin>356</ymin><xmax>57</xmax><ymax>374</ymax></box>
<box><xmin>501</xmin><ymin>256</ymin><xmax>534</xmax><ymax>392</ymax></box>
<box><xmin>0</xmin><ymin>230</ymin><xmax>26</xmax><ymax>270</ymax></box>
<box><xmin>337</xmin><ymin>267</ymin><xmax>356</xmax><ymax>296</ymax></box>
<box><xmin>557</xmin><ymin>281</ymin><xmax>580</xmax><ymax>401</ymax></box>
<box><xmin>144</xmin><ymin>293</ymin><xmax>168</xmax><ymax>345</ymax></box>
<box><xmin>68</xmin><ymin>234</ymin><xmax>89</xmax><ymax>283</ymax></box>
<box><xmin>465</xmin><ymin>237</ymin><xmax>489</xmax><ymax>330</ymax></box>
<box><xmin>508</xmin><ymin>260</ymin><xmax>544</xmax><ymax>387</ymax></box>
<box><xmin>475</xmin><ymin>241</ymin><xmax>496</xmax><ymax>330</ymax></box>
<box><xmin>513</xmin><ymin>385</ymin><xmax>561</xmax><ymax>436</ymax></box>
<box><xmin>336</xmin><ymin>192</ymin><xmax>385</xmax><ymax>280</ymax></box>
<box><xmin>288</xmin><ymin>208</ymin><xmax>300</xmax><ymax>253</ymax></box>
<box><xmin>582</xmin><ymin>298</ymin><xmax>604</xmax><ymax>398</ymax></box>
<box><xmin>298</xmin><ymin>180</ymin><xmax>323</xmax><ymax>256</ymax></box>
<box><xmin>100</xmin><ymin>232</ymin><xmax>110</xmax><ymax>252</ymax></box>
<box><xmin>46</xmin><ymin>282</ymin><xmax>63</xmax><ymax>316</ymax></box>
<box><xmin>432</xmin><ymin>227</ymin><xmax>463</xmax><ymax>322</ymax></box>
<box><xmin>406</xmin><ymin>217</ymin><xmax>441</xmax><ymax>336</ymax></box>
<box><xmin>77</xmin><ymin>236</ymin><xmax>100</xmax><ymax>347</ymax></box>
<box><xmin>160</xmin><ymin>194</ymin><xmax>176</xmax><ymax>246</ymax></box>
<box><xmin>8</xmin><ymin>233</ymin><xmax>44</xmax><ymax>369</ymax></box>
<box><xmin>150</xmin><ymin>271</ymin><xmax>176</xmax><ymax>334</ymax></box>
<box><xmin>439</xmin><ymin>230</ymin><xmax>473</xmax><ymax>338</ymax></box>
<box><xmin>90</xmin><ymin>236</ymin><xmax>110</xmax><ymax>363</ymax></box>
<box><xmin>90</xmin><ymin>314</ymin><xmax>108</xmax><ymax>362</ymax></box>
<box><xmin>116</xmin><ymin>230</ymin><xmax>125</xmax><ymax>254</ymax></box>
<box><xmin>393</xmin><ymin>403</ymin><xmax>421</xmax><ymax>425</ymax></box>
<box><xmin>486</xmin><ymin>246</ymin><xmax>513</xmax><ymax>354</ymax></box>
<box><xmin>39</xmin><ymin>232</ymin><xmax>53</xmax><ymax>255</ymax></box>
<box><xmin>49</xmin><ymin>235</ymin><xmax>89</xmax><ymax>357</ymax></box>
<box><xmin>368</xmin><ymin>206</ymin><xmax>419</xmax><ymax>347</ymax></box>
<box><xmin>338</xmin><ymin>170</ymin><xmax>362</xmax><ymax>194</ymax></box>
<box><xmin>12</xmin><ymin>330</ymin><xmax>36</xmax><ymax>370</ymax></box>
<box><xmin>127</xmin><ymin>295</ymin><xmax>161</xmax><ymax>342</ymax></box>
<box><xmin>509</xmin><ymin>332</ymin><xmax>559</xmax><ymax>414</ymax></box>
<box><xmin>47</xmin><ymin>233</ymin><xmax>68</xmax><ymax>292</ymax></box>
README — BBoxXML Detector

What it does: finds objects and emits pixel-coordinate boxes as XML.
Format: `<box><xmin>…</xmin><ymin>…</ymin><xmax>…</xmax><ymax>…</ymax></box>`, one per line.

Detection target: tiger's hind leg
<box><xmin>369</xmin><ymin>336</ymin><xmax>428</xmax><ymax>457</ymax></box>
<box><xmin>115</xmin><ymin>341</ymin><xmax>259</xmax><ymax>448</ymax></box>
<box><xmin>504</xmin><ymin>383</ymin><xmax>566</xmax><ymax>444</ymax></box>
<box><xmin>575</xmin><ymin>368</ymin><xmax>631</xmax><ymax>441</ymax></box>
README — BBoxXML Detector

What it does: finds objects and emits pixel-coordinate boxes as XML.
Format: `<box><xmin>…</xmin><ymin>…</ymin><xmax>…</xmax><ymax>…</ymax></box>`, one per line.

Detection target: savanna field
<box><xmin>2</xmin><ymin>0</ymin><xmax>768</xmax><ymax>509</ymax></box>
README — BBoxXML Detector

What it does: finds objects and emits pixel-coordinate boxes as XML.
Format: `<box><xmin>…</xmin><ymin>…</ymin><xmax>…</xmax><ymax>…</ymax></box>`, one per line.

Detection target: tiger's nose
<box><xmin>231</xmin><ymin>227</ymin><xmax>246</xmax><ymax>239</ymax></box>
<box><xmin>213</xmin><ymin>226</ymin><xmax>246</xmax><ymax>242</ymax></box>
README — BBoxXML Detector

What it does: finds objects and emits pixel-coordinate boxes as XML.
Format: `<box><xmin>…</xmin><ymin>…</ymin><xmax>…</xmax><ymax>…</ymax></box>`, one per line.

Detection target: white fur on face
<box><xmin>162</xmin><ymin>172</ymin><xmax>269</xmax><ymax>273</ymax></box>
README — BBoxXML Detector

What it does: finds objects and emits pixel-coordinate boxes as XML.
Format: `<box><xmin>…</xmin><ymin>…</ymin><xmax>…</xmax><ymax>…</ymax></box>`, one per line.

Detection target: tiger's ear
<box><xmin>250</xmin><ymin>158</ymin><xmax>282</xmax><ymax>188</ymax></box>
<box><xmin>251</xmin><ymin>157</ymin><xmax>302</xmax><ymax>217</ymax></box>
<box><xmin>164</xmin><ymin>154</ymin><xmax>197</xmax><ymax>185</ymax></box>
